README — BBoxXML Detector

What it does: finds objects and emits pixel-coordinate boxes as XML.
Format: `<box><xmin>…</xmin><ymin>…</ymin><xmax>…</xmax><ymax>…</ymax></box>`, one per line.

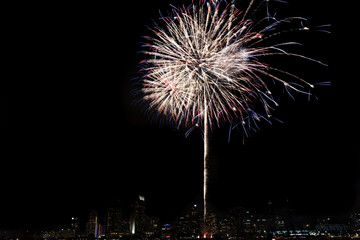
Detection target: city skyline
<box><xmin>0</xmin><ymin>194</ymin><xmax>359</xmax><ymax>239</ymax></box>
<box><xmin>1</xmin><ymin>0</ymin><xmax>358</xmax><ymax>233</ymax></box>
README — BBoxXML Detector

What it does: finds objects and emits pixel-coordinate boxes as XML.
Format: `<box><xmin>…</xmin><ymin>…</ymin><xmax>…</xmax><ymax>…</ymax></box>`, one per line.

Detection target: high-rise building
<box><xmin>130</xmin><ymin>195</ymin><xmax>148</xmax><ymax>236</ymax></box>
<box><xmin>86</xmin><ymin>209</ymin><xmax>99</xmax><ymax>238</ymax></box>
<box><xmin>175</xmin><ymin>204</ymin><xmax>203</xmax><ymax>238</ymax></box>
<box><xmin>107</xmin><ymin>202</ymin><xmax>123</xmax><ymax>237</ymax></box>
<box><xmin>204</xmin><ymin>210</ymin><xmax>218</xmax><ymax>238</ymax></box>
<box><xmin>70</xmin><ymin>217</ymin><xmax>80</xmax><ymax>237</ymax></box>
<box><xmin>219</xmin><ymin>217</ymin><xmax>231</xmax><ymax>238</ymax></box>
<box><xmin>243</xmin><ymin>210</ymin><xmax>255</xmax><ymax>234</ymax></box>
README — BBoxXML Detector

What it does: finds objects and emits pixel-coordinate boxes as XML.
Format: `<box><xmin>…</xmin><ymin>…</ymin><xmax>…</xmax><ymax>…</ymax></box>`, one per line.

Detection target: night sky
<box><xmin>1</xmin><ymin>0</ymin><xmax>358</xmax><ymax>230</ymax></box>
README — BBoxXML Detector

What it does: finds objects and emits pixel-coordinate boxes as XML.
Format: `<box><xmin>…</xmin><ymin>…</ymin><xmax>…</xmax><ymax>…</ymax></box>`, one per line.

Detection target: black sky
<box><xmin>1</xmin><ymin>0</ymin><xmax>359</xmax><ymax>230</ymax></box>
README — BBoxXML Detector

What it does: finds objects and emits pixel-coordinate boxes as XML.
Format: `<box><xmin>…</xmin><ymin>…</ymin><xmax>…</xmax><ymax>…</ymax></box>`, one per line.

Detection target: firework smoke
<box><xmin>136</xmin><ymin>0</ymin><xmax>328</xmax><ymax>236</ymax></box>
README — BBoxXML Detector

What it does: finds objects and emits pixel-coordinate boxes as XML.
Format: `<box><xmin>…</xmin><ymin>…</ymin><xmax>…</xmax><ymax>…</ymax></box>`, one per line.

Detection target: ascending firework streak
<box><xmin>136</xmin><ymin>0</ymin><xmax>328</xmax><ymax>236</ymax></box>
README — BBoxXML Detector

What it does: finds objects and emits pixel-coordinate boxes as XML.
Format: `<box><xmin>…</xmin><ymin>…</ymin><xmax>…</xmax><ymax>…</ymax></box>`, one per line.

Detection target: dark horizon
<box><xmin>1</xmin><ymin>0</ymin><xmax>358</xmax><ymax>231</ymax></box>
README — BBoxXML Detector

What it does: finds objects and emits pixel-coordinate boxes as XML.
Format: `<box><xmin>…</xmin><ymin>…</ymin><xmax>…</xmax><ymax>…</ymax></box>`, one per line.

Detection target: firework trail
<box><xmin>136</xmin><ymin>0</ymin><xmax>328</xmax><ymax>235</ymax></box>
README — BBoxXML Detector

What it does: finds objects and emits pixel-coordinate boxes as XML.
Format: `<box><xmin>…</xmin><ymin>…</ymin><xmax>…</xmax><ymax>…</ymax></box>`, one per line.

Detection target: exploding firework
<box><xmin>135</xmin><ymin>0</ymin><xmax>328</xmax><ymax>235</ymax></box>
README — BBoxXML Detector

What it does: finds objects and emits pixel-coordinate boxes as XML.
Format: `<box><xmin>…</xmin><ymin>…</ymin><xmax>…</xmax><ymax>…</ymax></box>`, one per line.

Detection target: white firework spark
<box><xmin>136</xmin><ymin>0</ymin><xmax>328</xmax><ymax>235</ymax></box>
<box><xmin>138</xmin><ymin>0</ymin><xmax>326</xmax><ymax>131</ymax></box>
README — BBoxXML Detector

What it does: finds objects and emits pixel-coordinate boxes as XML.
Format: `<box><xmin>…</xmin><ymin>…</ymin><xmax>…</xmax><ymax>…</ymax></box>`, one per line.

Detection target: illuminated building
<box><xmin>176</xmin><ymin>215</ymin><xmax>189</xmax><ymax>236</ymax></box>
<box><xmin>70</xmin><ymin>217</ymin><xmax>80</xmax><ymax>237</ymax></box>
<box><xmin>160</xmin><ymin>223</ymin><xmax>172</xmax><ymax>238</ymax></box>
<box><xmin>106</xmin><ymin>204</ymin><xmax>123</xmax><ymax>236</ymax></box>
<box><xmin>57</xmin><ymin>228</ymin><xmax>73</xmax><ymax>239</ymax></box>
<box><xmin>86</xmin><ymin>209</ymin><xmax>99</xmax><ymax>238</ymax></box>
<box><xmin>243</xmin><ymin>210</ymin><xmax>255</xmax><ymax>234</ymax></box>
<box><xmin>255</xmin><ymin>217</ymin><xmax>269</xmax><ymax>234</ymax></box>
<box><xmin>129</xmin><ymin>195</ymin><xmax>148</xmax><ymax>236</ymax></box>
<box><xmin>219</xmin><ymin>217</ymin><xmax>231</xmax><ymax>238</ymax></box>
<box><xmin>175</xmin><ymin>204</ymin><xmax>202</xmax><ymax>238</ymax></box>
<box><xmin>204</xmin><ymin>210</ymin><xmax>218</xmax><ymax>238</ymax></box>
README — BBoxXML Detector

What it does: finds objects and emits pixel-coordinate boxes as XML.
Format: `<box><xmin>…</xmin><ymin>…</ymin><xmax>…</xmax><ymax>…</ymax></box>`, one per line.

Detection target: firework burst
<box><xmin>135</xmin><ymin>0</ymin><xmax>328</xmax><ymax>236</ymax></box>
<box><xmin>138</xmin><ymin>0</ymin><xmax>327</xmax><ymax>132</ymax></box>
